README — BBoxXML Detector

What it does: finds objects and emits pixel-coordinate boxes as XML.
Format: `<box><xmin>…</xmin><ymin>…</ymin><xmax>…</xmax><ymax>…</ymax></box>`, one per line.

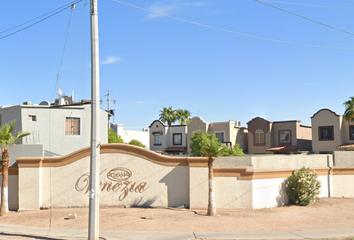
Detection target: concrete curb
<box><xmin>0</xmin><ymin>224</ymin><xmax>354</xmax><ymax>240</ymax></box>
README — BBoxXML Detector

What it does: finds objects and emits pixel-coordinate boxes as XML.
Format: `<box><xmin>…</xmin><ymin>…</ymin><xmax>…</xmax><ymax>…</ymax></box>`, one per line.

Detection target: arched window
<box><xmin>255</xmin><ymin>129</ymin><xmax>265</xmax><ymax>144</ymax></box>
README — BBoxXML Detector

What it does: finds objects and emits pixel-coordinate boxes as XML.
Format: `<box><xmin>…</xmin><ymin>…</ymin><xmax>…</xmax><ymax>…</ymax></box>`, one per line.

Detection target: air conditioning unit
<box><xmin>236</xmin><ymin>121</ymin><xmax>242</xmax><ymax>127</ymax></box>
<box><xmin>23</xmin><ymin>101</ymin><xmax>32</xmax><ymax>105</ymax></box>
<box><xmin>55</xmin><ymin>98</ymin><xmax>64</xmax><ymax>106</ymax></box>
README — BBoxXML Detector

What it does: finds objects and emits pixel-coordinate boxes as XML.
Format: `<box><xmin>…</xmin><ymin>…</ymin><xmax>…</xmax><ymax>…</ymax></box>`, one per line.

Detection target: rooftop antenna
<box><xmin>100</xmin><ymin>91</ymin><xmax>116</xmax><ymax>129</ymax></box>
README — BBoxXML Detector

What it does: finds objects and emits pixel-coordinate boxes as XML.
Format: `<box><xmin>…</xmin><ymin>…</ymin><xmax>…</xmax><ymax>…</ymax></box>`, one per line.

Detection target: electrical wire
<box><xmin>47</xmin><ymin>1</ymin><xmax>77</xmax><ymax>236</ymax></box>
<box><xmin>112</xmin><ymin>0</ymin><xmax>354</xmax><ymax>50</ymax></box>
<box><xmin>0</xmin><ymin>0</ymin><xmax>82</xmax><ymax>35</ymax></box>
<box><xmin>255</xmin><ymin>0</ymin><xmax>354</xmax><ymax>37</ymax></box>
<box><xmin>0</xmin><ymin>0</ymin><xmax>82</xmax><ymax>40</ymax></box>
<box><xmin>54</xmin><ymin>3</ymin><xmax>76</xmax><ymax>101</ymax></box>
<box><xmin>259</xmin><ymin>1</ymin><xmax>354</xmax><ymax>9</ymax></box>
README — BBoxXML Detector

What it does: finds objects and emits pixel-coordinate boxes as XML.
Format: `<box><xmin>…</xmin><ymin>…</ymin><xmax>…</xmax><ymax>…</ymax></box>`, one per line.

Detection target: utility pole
<box><xmin>89</xmin><ymin>0</ymin><xmax>100</xmax><ymax>239</ymax></box>
<box><xmin>101</xmin><ymin>91</ymin><xmax>116</xmax><ymax>129</ymax></box>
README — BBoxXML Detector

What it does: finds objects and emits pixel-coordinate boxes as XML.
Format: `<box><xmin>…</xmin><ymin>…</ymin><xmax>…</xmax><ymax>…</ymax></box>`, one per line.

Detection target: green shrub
<box><xmin>190</xmin><ymin>130</ymin><xmax>221</xmax><ymax>157</ymax></box>
<box><xmin>108</xmin><ymin>128</ymin><xmax>124</xmax><ymax>143</ymax></box>
<box><xmin>190</xmin><ymin>130</ymin><xmax>245</xmax><ymax>157</ymax></box>
<box><xmin>286</xmin><ymin>166</ymin><xmax>321</xmax><ymax>206</ymax></box>
<box><xmin>129</xmin><ymin>139</ymin><xmax>146</xmax><ymax>148</ymax></box>
<box><xmin>222</xmin><ymin>143</ymin><xmax>245</xmax><ymax>157</ymax></box>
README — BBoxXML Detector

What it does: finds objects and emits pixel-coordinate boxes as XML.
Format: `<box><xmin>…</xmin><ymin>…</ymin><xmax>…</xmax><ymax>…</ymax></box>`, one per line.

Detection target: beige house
<box><xmin>247</xmin><ymin>117</ymin><xmax>312</xmax><ymax>154</ymax></box>
<box><xmin>149</xmin><ymin>120</ymin><xmax>187</xmax><ymax>154</ymax></box>
<box><xmin>311</xmin><ymin>108</ymin><xmax>354</xmax><ymax>153</ymax></box>
<box><xmin>186</xmin><ymin>116</ymin><xmax>248</xmax><ymax>154</ymax></box>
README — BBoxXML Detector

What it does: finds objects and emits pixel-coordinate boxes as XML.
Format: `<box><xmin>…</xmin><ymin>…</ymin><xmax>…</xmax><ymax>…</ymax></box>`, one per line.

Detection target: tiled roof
<box><xmin>311</xmin><ymin>108</ymin><xmax>340</xmax><ymax>119</ymax></box>
<box><xmin>152</xmin><ymin>131</ymin><xmax>163</xmax><ymax>135</ymax></box>
<box><xmin>337</xmin><ymin>143</ymin><xmax>354</xmax><ymax>150</ymax></box>
<box><xmin>267</xmin><ymin>145</ymin><xmax>298</xmax><ymax>152</ymax></box>
<box><xmin>163</xmin><ymin>147</ymin><xmax>186</xmax><ymax>152</ymax></box>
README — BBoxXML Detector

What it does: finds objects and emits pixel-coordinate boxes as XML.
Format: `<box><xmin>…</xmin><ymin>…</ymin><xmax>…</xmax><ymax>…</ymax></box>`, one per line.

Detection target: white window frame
<box><xmin>255</xmin><ymin>129</ymin><xmax>265</xmax><ymax>144</ymax></box>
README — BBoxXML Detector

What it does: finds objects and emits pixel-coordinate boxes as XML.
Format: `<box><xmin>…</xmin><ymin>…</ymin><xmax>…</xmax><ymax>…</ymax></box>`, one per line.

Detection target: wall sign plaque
<box><xmin>75</xmin><ymin>168</ymin><xmax>149</xmax><ymax>201</ymax></box>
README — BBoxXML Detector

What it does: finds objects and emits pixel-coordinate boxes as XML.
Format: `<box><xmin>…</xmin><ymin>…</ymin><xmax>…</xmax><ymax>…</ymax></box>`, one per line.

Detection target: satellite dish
<box><xmin>39</xmin><ymin>101</ymin><xmax>51</xmax><ymax>106</ymax></box>
<box><xmin>62</xmin><ymin>96</ymin><xmax>73</xmax><ymax>105</ymax></box>
<box><xmin>58</xmin><ymin>88</ymin><xmax>63</xmax><ymax>96</ymax></box>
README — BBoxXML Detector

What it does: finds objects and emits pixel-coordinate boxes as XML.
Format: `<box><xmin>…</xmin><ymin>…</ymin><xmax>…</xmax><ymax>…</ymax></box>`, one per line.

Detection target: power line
<box><xmin>0</xmin><ymin>0</ymin><xmax>82</xmax><ymax>34</ymax></box>
<box><xmin>260</xmin><ymin>1</ymin><xmax>354</xmax><ymax>9</ymax></box>
<box><xmin>51</xmin><ymin>3</ymin><xmax>77</xmax><ymax>103</ymax></box>
<box><xmin>255</xmin><ymin>0</ymin><xmax>354</xmax><ymax>37</ymax></box>
<box><xmin>0</xmin><ymin>0</ymin><xmax>82</xmax><ymax>40</ymax></box>
<box><xmin>112</xmin><ymin>0</ymin><xmax>354</xmax><ymax>50</ymax></box>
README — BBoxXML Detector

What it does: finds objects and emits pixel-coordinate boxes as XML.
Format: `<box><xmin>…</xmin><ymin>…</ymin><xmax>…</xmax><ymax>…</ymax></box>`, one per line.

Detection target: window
<box><xmin>28</xmin><ymin>115</ymin><xmax>37</xmax><ymax>122</ymax></box>
<box><xmin>154</xmin><ymin>135</ymin><xmax>161</xmax><ymax>145</ymax></box>
<box><xmin>350</xmin><ymin>125</ymin><xmax>354</xmax><ymax>140</ymax></box>
<box><xmin>255</xmin><ymin>129</ymin><xmax>265</xmax><ymax>144</ymax></box>
<box><xmin>279</xmin><ymin>130</ymin><xmax>291</xmax><ymax>144</ymax></box>
<box><xmin>66</xmin><ymin>117</ymin><xmax>80</xmax><ymax>135</ymax></box>
<box><xmin>173</xmin><ymin>133</ymin><xmax>182</xmax><ymax>145</ymax></box>
<box><xmin>319</xmin><ymin>126</ymin><xmax>334</xmax><ymax>141</ymax></box>
<box><xmin>215</xmin><ymin>132</ymin><xmax>225</xmax><ymax>143</ymax></box>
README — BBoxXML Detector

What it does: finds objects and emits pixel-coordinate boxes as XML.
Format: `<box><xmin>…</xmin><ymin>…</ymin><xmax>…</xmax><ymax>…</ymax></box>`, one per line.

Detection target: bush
<box><xmin>222</xmin><ymin>143</ymin><xmax>245</xmax><ymax>157</ymax></box>
<box><xmin>108</xmin><ymin>128</ymin><xmax>124</xmax><ymax>143</ymax></box>
<box><xmin>190</xmin><ymin>130</ymin><xmax>221</xmax><ymax>157</ymax></box>
<box><xmin>129</xmin><ymin>139</ymin><xmax>146</xmax><ymax>148</ymax></box>
<box><xmin>286</xmin><ymin>166</ymin><xmax>321</xmax><ymax>206</ymax></box>
<box><xmin>190</xmin><ymin>130</ymin><xmax>245</xmax><ymax>157</ymax></box>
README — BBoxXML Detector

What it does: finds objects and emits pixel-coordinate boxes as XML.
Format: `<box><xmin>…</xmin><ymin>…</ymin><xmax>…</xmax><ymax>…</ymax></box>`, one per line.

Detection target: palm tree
<box><xmin>344</xmin><ymin>97</ymin><xmax>354</xmax><ymax>122</ymax></box>
<box><xmin>176</xmin><ymin>109</ymin><xmax>191</xmax><ymax>125</ymax></box>
<box><xmin>0</xmin><ymin>120</ymin><xmax>30</xmax><ymax>215</ymax></box>
<box><xmin>159</xmin><ymin>106</ymin><xmax>177</xmax><ymax>126</ymax></box>
<box><xmin>201</xmin><ymin>133</ymin><xmax>224</xmax><ymax>216</ymax></box>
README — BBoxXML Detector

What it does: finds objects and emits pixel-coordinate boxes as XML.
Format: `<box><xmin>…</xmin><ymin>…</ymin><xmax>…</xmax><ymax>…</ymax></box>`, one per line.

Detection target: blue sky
<box><xmin>1</xmin><ymin>0</ymin><xmax>354</xmax><ymax>130</ymax></box>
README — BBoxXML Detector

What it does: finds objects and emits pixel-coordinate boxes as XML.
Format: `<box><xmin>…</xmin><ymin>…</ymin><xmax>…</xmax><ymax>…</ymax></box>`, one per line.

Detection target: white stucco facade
<box><xmin>0</xmin><ymin>101</ymin><xmax>108</xmax><ymax>156</ymax></box>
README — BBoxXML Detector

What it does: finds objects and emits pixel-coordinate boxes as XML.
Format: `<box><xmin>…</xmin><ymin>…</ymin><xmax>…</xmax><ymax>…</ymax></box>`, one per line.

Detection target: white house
<box><xmin>110</xmin><ymin>123</ymin><xmax>150</xmax><ymax>148</ymax></box>
<box><xmin>149</xmin><ymin>120</ymin><xmax>187</xmax><ymax>154</ymax></box>
<box><xmin>0</xmin><ymin>97</ymin><xmax>108</xmax><ymax>156</ymax></box>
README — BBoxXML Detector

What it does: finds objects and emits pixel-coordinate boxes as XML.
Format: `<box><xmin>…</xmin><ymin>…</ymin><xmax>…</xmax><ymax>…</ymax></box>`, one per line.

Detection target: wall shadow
<box><xmin>159</xmin><ymin>166</ymin><xmax>190</xmax><ymax>208</ymax></box>
<box><xmin>131</xmin><ymin>196</ymin><xmax>158</xmax><ymax>208</ymax></box>
<box><xmin>276</xmin><ymin>180</ymin><xmax>289</xmax><ymax>207</ymax></box>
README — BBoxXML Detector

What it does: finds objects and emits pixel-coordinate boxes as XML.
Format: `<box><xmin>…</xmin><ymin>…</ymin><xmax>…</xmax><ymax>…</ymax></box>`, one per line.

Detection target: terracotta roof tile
<box><xmin>337</xmin><ymin>143</ymin><xmax>354</xmax><ymax>149</ymax></box>
<box><xmin>267</xmin><ymin>145</ymin><xmax>298</xmax><ymax>152</ymax></box>
<box><xmin>163</xmin><ymin>147</ymin><xmax>186</xmax><ymax>152</ymax></box>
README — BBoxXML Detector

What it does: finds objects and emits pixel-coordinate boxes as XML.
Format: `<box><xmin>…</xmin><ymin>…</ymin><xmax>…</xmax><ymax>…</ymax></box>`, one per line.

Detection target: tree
<box><xmin>129</xmin><ymin>139</ymin><xmax>146</xmax><ymax>148</ymax></box>
<box><xmin>222</xmin><ymin>144</ymin><xmax>245</xmax><ymax>157</ymax></box>
<box><xmin>159</xmin><ymin>106</ymin><xmax>191</xmax><ymax>126</ymax></box>
<box><xmin>108</xmin><ymin>128</ymin><xmax>124</xmax><ymax>143</ymax></box>
<box><xmin>176</xmin><ymin>109</ymin><xmax>191</xmax><ymax>125</ymax></box>
<box><xmin>344</xmin><ymin>97</ymin><xmax>354</xmax><ymax>122</ymax></box>
<box><xmin>190</xmin><ymin>131</ymin><xmax>224</xmax><ymax>216</ymax></box>
<box><xmin>159</xmin><ymin>106</ymin><xmax>177</xmax><ymax>126</ymax></box>
<box><xmin>0</xmin><ymin>120</ymin><xmax>30</xmax><ymax>215</ymax></box>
